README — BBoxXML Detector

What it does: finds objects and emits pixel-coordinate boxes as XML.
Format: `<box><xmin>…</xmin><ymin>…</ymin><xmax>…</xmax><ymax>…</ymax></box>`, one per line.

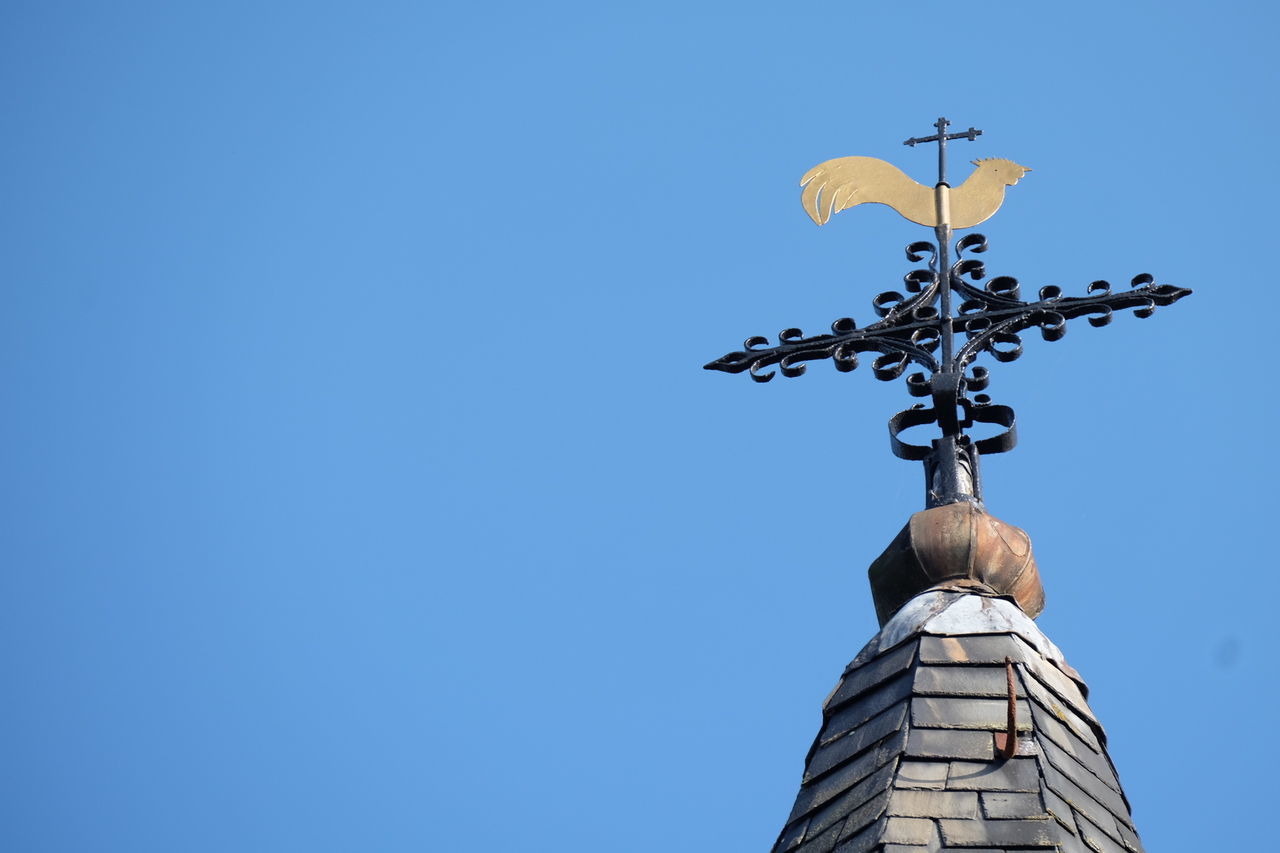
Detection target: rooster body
<box><xmin>800</xmin><ymin>156</ymin><xmax>1030</xmax><ymax>228</ymax></box>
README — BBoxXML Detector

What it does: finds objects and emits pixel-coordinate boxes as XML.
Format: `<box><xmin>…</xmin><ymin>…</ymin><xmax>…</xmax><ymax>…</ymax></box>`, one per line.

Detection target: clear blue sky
<box><xmin>2</xmin><ymin>2</ymin><xmax>1274</xmax><ymax>851</ymax></box>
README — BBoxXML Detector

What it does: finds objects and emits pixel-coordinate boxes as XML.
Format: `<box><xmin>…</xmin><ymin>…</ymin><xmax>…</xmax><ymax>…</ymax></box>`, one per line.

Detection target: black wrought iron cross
<box><xmin>705</xmin><ymin>122</ymin><xmax>1191</xmax><ymax>509</ymax></box>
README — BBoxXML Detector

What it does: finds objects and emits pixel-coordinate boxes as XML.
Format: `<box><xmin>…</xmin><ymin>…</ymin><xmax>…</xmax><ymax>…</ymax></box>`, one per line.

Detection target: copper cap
<box><xmin>867</xmin><ymin>502</ymin><xmax>1044</xmax><ymax>626</ymax></box>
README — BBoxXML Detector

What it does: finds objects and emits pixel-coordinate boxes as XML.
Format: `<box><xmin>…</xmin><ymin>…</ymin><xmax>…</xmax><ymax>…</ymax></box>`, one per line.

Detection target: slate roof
<box><xmin>771</xmin><ymin>588</ymin><xmax>1143</xmax><ymax>853</ymax></box>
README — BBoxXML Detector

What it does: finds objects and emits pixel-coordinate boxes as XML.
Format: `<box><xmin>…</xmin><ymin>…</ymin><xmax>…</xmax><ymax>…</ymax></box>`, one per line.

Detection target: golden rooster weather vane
<box><xmin>705</xmin><ymin>118</ymin><xmax>1191</xmax><ymax>509</ymax></box>
<box><xmin>800</xmin><ymin>120</ymin><xmax>1029</xmax><ymax>229</ymax></box>
<box><xmin>801</xmin><ymin>157</ymin><xmax>1030</xmax><ymax>228</ymax></box>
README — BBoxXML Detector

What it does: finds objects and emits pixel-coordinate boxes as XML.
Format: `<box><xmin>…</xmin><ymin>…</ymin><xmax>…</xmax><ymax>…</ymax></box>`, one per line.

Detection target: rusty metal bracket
<box><xmin>993</xmin><ymin>656</ymin><xmax>1017</xmax><ymax>759</ymax></box>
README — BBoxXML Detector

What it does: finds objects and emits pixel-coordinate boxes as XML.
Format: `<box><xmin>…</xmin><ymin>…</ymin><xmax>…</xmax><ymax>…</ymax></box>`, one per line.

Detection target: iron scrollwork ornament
<box><xmin>704</xmin><ymin>119</ymin><xmax>1190</xmax><ymax>508</ymax></box>
<box><xmin>704</xmin><ymin>232</ymin><xmax>1190</xmax><ymax>505</ymax></box>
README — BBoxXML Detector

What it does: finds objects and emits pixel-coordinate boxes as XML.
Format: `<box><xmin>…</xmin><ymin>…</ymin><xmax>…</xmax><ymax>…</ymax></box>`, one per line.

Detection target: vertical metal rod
<box><xmin>935</xmin><ymin>116</ymin><xmax>948</xmax><ymax>187</ymax></box>
<box><xmin>936</xmin><ymin>224</ymin><xmax>953</xmax><ymax>370</ymax></box>
<box><xmin>906</xmin><ymin>116</ymin><xmax>985</xmax><ymax>506</ymax></box>
<box><xmin>933</xmin><ymin>117</ymin><xmax>955</xmax><ymax>374</ymax></box>
<box><xmin>930</xmin><ymin>119</ymin><xmax>960</xmax><ymax>506</ymax></box>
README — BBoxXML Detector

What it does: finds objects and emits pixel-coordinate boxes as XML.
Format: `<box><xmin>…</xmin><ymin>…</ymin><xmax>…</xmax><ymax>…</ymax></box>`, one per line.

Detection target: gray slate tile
<box><xmin>946</xmin><ymin>758</ymin><xmax>1040</xmax><ymax>792</ymax></box>
<box><xmin>1039</xmin><ymin>760</ymin><xmax>1130</xmax><ymax>847</ymax></box>
<box><xmin>888</xmin><ymin>789</ymin><xmax>978</xmax><ymax>819</ymax></box>
<box><xmin>1026</xmin><ymin>698</ymin><xmax>1124</xmax><ymax>798</ymax></box>
<box><xmin>1040</xmin><ymin>743</ymin><xmax>1131</xmax><ymax>824</ymax></box>
<box><xmin>1021</xmin><ymin>673</ymin><xmax>1101</xmax><ymax>751</ymax></box>
<box><xmin>881</xmin><ymin>817</ymin><xmax>937</xmax><ymax>846</ymax></box>
<box><xmin>805</xmin><ymin>701</ymin><xmax>908</xmax><ymax>781</ymax></box>
<box><xmin>1075</xmin><ymin>811</ymin><xmax>1133</xmax><ymax>853</ymax></box>
<box><xmin>906</xmin><ymin>727</ymin><xmax>996</xmax><ymax>761</ymax></box>
<box><xmin>1055</xmin><ymin>833</ymin><xmax>1100</xmax><ymax>853</ymax></box>
<box><xmin>804</xmin><ymin>781</ymin><xmax>888</xmax><ymax>841</ymax></box>
<box><xmin>788</xmin><ymin>745</ymin><xmax>900</xmax><ymax>824</ymax></box>
<box><xmin>912</xmin><ymin>695</ymin><xmax>1032</xmax><ymax>732</ymax></box>
<box><xmin>828</xmin><ymin>639</ymin><xmax>918</xmax><ymax>710</ymax></box>
<box><xmin>918</xmin><ymin>634</ymin><xmax>1025</xmax><ymax>665</ymax></box>
<box><xmin>938</xmin><ymin>817</ymin><xmax>1059</xmax><ymax>848</ymax></box>
<box><xmin>980</xmin><ymin>791</ymin><xmax>1046</xmax><ymax>819</ymax></box>
<box><xmin>792</xmin><ymin>819</ymin><xmax>844</xmax><ymax>853</ymax></box>
<box><xmin>895</xmin><ymin>760</ymin><xmax>949</xmax><ymax>789</ymax></box>
<box><xmin>820</xmin><ymin>673</ymin><xmax>914</xmax><ymax>745</ymax></box>
<box><xmin>913</xmin><ymin>664</ymin><xmax>1026</xmax><ymax>697</ymax></box>
<box><xmin>775</xmin><ymin>816</ymin><xmax>808</xmax><ymax>852</ymax></box>
<box><xmin>1039</xmin><ymin>781</ymin><xmax>1078</xmax><ymax>835</ymax></box>
<box><xmin>1015</xmin><ymin>645</ymin><xmax>1095</xmax><ymax>721</ymax></box>
<box><xmin>834</xmin><ymin>788</ymin><xmax>893</xmax><ymax>844</ymax></box>
<box><xmin>831</xmin><ymin>816</ymin><xmax>886</xmax><ymax>853</ymax></box>
<box><xmin>1114</xmin><ymin>818</ymin><xmax>1143</xmax><ymax>852</ymax></box>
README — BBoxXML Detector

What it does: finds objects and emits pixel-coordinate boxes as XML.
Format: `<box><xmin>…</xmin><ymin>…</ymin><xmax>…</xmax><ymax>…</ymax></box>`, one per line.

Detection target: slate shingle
<box><xmin>788</xmin><ymin>739</ymin><xmax>901</xmax><ymax>824</ymax></box>
<box><xmin>820</xmin><ymin>673</ymin><xmax>914</xmax><ymax>745</ymax></box>
<box><xmin>913</xmin><ymin>664</ymin><xmax>1028</xmax><ymax>698</ymax></box>
<box><xmin>1021</xmin><ymin>673</ymin><xmax>1101</xmax><ymax>752</ymax></box>
<box><xmin>831</xmin><ymin>816</ymin><xmax>887</xmax><ymax>853</ymax></box>
<box><xmin>827</xmin><ymin>639</ymin><xmax>918</xmax><ymax>710</ymax></box>
<box><xmin>1039</xmin><ymin>759</ymin><xmax>1130</xmax><ymax>846</ymax></box>
<box><xmin>881</xmin><ymin>817</ymin><xmax>937</xmax><ymax>845</ymax></box>
<box><xmin>804</xmin><ymin>772</ymin><xmax>892</xmax><ymax>841</ymax></box>
<box><xmin>946</xmin><ymin>758</ymin><xmax>1041</xmax><ymax>792</ymax></box>
<box><xmin>1074</xmin><ymin>811</ymin><xmax>1133</xmax><ymax>853</ymax></box>
<box><xmin>887</xmin><ymin>789</ymin><xmax>978</xmax><ymax>819</ymax></box>
<box><xmin>1040</xmin><ymin>745</ymin><xmax>1131</xmax><ymax>827</ymax></box>
<box><xmin>938</xmin><ymin>816</ymin><xmax>1058</xmax><ymax>848</ymax></box>
<box><xmin>1040</xmin><ymin>781</ymin><xmax>1078</xmax><ymax>834</ymax></box>
<box><xmin>768</xmin><ymin>591</ymin><xmax>1145</xmax><ymax>853</ymax></box>
<box><xmin>792</xmin><ymin>819</ymin><xmax>844</xmax><ymax>853</ymax></box>
<box><xmin>912</xmin><ymin>695</ymin><xmax>1033</xmax><ymax>732</ymax></box>
<box><xmin>979</xmin><ymin>791</ymin><xmax>1047</xmax><ymax>819</ymax></box>
<box><xmin>894</xmin><ymin>760</ymin><xmax>949</xmax><ymax>789</ymax></box>
<box><xmin>1026</xmin><ymin>697</ymin><xmax>1111</xmax><ymax>780</ymax></box>
<box><xmin>918</xmin><ymin>634</ymin><xmax>1026</xmax><ymax>666</ymax></box>
<box><xmin>805</xmin><ymin>702</ymin><xmax>908</xmax><ymax>781</ymax></box>
<box><xmin>905</xmin><ymin>727</ymin><xmax>996</xmax><ymax>761</ymax></box>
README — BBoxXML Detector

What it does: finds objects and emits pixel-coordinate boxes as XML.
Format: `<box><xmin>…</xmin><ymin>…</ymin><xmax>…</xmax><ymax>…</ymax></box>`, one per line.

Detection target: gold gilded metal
<box><xmin>800</xmin><ymin>157</ymin><xmax>1030</xmax><ymax>229</ymax></box>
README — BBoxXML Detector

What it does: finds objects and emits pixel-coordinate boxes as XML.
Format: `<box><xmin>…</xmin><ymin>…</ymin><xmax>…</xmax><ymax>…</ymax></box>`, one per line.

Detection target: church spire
<box><xmin>703</xmin><ymin>122</ymin><xmax>1187</xmax><ymax>852</ymax></box>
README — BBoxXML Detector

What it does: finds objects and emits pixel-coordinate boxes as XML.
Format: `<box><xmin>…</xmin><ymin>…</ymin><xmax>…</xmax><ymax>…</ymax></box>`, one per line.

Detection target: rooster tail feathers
<box><xmin>799</xmin><ymin>163</ymin><xmax>837</xmax><ymax>225</ymax></box>
<box><xmin>798</xmin><ymin>156</ymin><xmax>934</xmax><ymax>227</ymax></box>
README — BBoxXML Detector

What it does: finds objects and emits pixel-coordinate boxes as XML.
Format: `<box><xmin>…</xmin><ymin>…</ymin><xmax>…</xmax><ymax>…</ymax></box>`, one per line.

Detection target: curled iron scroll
<box><xmin>889</xmin><ymin>397</ymin><xmax>1017</xmax><ymax>461</ymax></box>
<box><xmin>705</xmin><ymin>232</ymin><xmax>1188</xmax><ymax>486</ymax></box>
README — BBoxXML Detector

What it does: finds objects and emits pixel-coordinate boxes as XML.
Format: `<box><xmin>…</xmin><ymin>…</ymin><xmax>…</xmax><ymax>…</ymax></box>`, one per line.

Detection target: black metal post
<box><xmin>935</xmin><ymin>116</ymin><xmax>949</xmax><ymax>187</ymax></box>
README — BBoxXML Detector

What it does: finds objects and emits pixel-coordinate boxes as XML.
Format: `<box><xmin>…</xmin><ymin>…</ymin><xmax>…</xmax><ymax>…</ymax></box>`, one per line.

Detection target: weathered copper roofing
<box><xmin>770</xmin><ymin>587</ymin><xmax>1142</xmax><ymax>853</ymax></box>
<box><xmin>868</xmin><ymin>502</ymin><xmax>1044</xmax><ymax>627</ymax></box>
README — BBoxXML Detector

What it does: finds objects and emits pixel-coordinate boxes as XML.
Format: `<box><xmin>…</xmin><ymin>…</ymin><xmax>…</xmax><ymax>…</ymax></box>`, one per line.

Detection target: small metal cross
<box><xmin>904</xmin><ymin>116</ymin><xmax>982</xmax><ymax>187</ymax></box>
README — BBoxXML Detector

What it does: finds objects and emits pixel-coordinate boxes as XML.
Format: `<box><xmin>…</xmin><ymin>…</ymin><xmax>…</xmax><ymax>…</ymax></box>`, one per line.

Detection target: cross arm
<box><xmin>904</xmin><ymin>127</ymin><xmax>981</xmax><ymax>147</ymax></box>
<box><xmin>703</xmin><ymin>316</ymin><xmax>942</xmax><ymax>384</ymax></box>
<box><xmin>947</xmin><ymin>268</ymin><xmax>1192</xmax><ymax>372</ymax></box>
<box><xmin>702</xmin><ymin>230</ymin><xmax>1191</xmax><ymax>508</ymax></box>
